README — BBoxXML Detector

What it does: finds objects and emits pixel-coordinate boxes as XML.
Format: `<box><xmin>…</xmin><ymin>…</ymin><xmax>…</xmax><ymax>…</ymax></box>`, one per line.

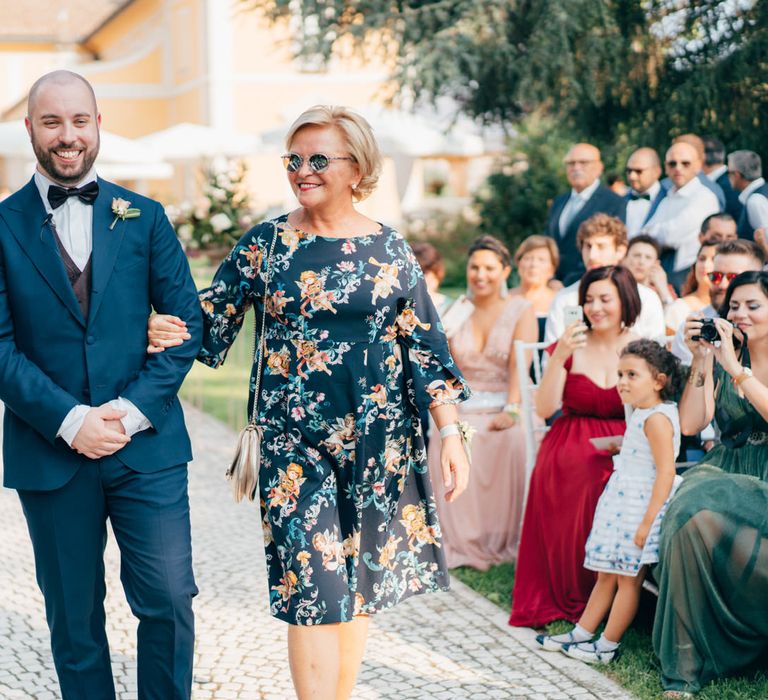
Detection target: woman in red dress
<box><xmin>509</xmin><ymin>265</ymin><xmax>641</xmax><ymax>627</ymax></box>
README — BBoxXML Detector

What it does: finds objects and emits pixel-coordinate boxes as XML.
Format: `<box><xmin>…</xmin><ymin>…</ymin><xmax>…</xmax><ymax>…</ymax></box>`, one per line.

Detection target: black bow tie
<box><xmin>47</xmin><ymin>181</ymin><xmax>99</xmax><ymax>209</ymax></box>
<box><xmin>630</xmin><ymin>191</ymin><xmax>651</xmax><ymax>201</ymax></box>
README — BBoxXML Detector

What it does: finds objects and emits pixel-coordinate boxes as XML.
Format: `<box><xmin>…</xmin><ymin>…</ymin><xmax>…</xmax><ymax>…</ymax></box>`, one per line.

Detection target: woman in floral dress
<box><xmin>148</xmin><ymin>106</ymin><xmax>471</xmax><ymax>699</ymax></box>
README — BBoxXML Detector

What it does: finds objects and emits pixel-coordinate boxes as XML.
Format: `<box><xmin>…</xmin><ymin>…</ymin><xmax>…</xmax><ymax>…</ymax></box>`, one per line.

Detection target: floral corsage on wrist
<box><xmin>109</xmin><ymin>197</ymin><xmax>141</xmax><ymax>230</ymax></box>
<box><xmin>439</xmin><ymin>420</ymin><xmax>476</xmax><ymax>463</ymax></box>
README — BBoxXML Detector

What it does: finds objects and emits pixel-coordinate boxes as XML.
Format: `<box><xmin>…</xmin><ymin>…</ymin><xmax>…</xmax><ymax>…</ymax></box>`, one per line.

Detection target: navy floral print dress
<box><xmin>198</xmin><ymin>215</ymin><xmax>470</xmax><ymax>625</ymax></box>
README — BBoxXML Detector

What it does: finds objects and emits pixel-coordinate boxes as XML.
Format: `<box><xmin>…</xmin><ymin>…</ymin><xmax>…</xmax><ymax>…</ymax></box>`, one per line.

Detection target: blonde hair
<box><xmin>514</xmin><ymin>235</ymin><xmax>559</xmax><ymax>271</ymax></box>
<box><xmin>285</xmin><ymin>105</ymin><xmax>382</xmax><ymax>201</ymax></box>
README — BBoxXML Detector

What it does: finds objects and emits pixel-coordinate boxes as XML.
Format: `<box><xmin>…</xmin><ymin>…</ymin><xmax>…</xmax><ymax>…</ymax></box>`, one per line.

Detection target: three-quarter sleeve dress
<box><xmin>197</xmin><ymin>215</ymin><xmax>470</xmax><ymax>624</ymax></box>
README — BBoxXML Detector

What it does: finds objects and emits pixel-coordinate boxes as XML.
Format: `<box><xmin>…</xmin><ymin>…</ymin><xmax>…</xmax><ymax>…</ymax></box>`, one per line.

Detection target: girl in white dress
<box><xmin>536</xmin><ymin>339</ymin><xmax>684</xmax><ymax>663</ymax></box>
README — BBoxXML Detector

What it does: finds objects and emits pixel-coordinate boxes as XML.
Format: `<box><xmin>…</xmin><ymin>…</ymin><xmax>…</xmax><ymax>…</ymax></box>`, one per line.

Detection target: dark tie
<box><xmin>629</xmin><ymin>191</ymin><xmax>651</xmax><ymax>201</ymax></box>
<box><xmin>47</xmin><ymin>181</ymin><xmax>99</xmax><ymax>209</ymax></box>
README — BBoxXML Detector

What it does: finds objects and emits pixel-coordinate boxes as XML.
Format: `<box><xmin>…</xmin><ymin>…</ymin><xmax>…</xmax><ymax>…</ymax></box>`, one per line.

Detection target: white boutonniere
<box><xmin>110</xmin><ymin>197</ymin><xmax>141</xmax><ymax>230</ymax></box>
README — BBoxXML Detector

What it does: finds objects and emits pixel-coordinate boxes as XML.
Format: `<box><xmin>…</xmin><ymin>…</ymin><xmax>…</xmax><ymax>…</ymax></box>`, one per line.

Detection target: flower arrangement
<box><xmin>166</xmin><ymin>159</ymin><xmax>257</xmax><ymax>255</ymax></box>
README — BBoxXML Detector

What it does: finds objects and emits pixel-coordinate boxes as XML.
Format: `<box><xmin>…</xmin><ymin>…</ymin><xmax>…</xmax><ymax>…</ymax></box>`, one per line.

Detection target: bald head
<box><xmin>27</xmin><ymin>70</ymin><xmax>97</xmax><ymax>118</ymax></box>
<box><xmin>564</xmin><ymin>143</ymin><xmax>603</xmax><ymax>192</ymax></box>
<box><xmin>626</xmin><ymin>148</ymin><xmax>661</xmax><ymax>193</ymax></box>
<box><xmin>25</xmin><ymin>70</ymin><xmax>100</xmax><ymax>186</ymax></box>
<box><xmin>665</xmin><ymin>142</ymin><xmax>701</xmax><ymax>190</ymax></box>
<box><xmin>673</xmin><ymin>133</ymin><xmax>705</xmax><ymax>162</ymax></box>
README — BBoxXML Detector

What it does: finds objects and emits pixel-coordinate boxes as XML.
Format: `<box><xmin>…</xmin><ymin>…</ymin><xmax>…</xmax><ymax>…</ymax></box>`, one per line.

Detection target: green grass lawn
<box><xmin>180</xmin><ymin>259</ymin><xmax>767</xmax><ymax>699</ymax></box>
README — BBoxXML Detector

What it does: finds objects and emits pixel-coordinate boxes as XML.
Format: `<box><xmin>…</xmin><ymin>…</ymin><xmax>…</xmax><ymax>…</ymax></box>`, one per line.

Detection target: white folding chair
<box><xmin>514</xmin><ymin>340</ymin><xmax>550</xmax><ymax>504</ymax></box>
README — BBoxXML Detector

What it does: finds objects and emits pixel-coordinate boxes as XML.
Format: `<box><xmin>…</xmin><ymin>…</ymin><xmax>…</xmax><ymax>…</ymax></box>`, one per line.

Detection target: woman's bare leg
<box><xmin>287</xmin><ymin>616</ymin><xmax>370</xmax><ymax>700</ymax></box>
<box><xmin>336</xmin><ymin>616</ymin><xmax>370</xmax><ymax>700</ymax></box>
<box><xmin>288</xmin><ymin>623</ymin><xmax>340</xmax><ymax>700</ymax></box>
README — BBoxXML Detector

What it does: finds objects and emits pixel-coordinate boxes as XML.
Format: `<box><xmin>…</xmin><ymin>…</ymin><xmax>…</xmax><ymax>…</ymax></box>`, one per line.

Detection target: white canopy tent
<box><xmin>0</xmin><ymin>120</ymin><xmax>173</xmax><ymax>191</ymax></box>
<box><xmin>137</xmin><ymin>123</ymin><xmax>262</xmax><ymax>161</ymax></box>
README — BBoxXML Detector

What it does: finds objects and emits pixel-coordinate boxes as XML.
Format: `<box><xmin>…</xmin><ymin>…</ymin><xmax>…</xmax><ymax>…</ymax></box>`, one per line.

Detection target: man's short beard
<box><xmin>30</xmin><ymin>129</ymin><xmax>99</xmax><ymax>185</ymax></box>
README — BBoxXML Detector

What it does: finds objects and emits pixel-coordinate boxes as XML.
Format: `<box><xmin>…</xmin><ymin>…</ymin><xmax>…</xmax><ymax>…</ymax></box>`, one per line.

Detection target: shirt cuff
<box><xmin>110</xmin><ymin>397</ymin><xmax>153</xmax><ymax>437</ymax></box>
<box><xmin>57</xmin><ymin>404</ymin><xmax>91</xmax><ymax>447</ymax></box>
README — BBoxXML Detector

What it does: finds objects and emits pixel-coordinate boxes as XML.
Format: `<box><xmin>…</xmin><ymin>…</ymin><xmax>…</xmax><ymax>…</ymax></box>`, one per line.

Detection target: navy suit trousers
<box><xmin>18</xmin><ymin>458</ymin><xmax>197</xmax><ymax>700</ymax></box>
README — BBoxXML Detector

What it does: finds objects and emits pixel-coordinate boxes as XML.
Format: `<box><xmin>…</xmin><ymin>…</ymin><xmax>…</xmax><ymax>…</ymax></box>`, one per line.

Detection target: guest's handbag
<box><xmin>227</xmin><ymin>222</ymin><xmax>279</xmax><ymax>502</ymax></box>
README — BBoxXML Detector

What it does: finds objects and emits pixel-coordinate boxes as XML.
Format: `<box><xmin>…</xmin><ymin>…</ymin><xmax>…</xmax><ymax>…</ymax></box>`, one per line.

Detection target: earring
<box><xmin>499</xmin><ymin>282</ymin><xmax>508</xmax><ymax>298</ymax></box>
<box><xmin>352</xmin><ymin>182</ymin><xmax>358</xmax><ymax>190</ymax></box>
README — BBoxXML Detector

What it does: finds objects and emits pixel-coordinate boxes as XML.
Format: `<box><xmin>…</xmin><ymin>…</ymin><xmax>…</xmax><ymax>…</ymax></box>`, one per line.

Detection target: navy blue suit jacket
<box><xmin>716</xmin><ymin>171</ymin><xmax>744</xmax><ymax>222</ymax></box>
<box><xmin>0</xmin><ymin>178</ymin><xmax>203</xmax><ymax>491</ymax></box>
<box><xmin>545</xmin><ymin>184</ymin><xmax>626</xmax><ymax>285</ymax></box>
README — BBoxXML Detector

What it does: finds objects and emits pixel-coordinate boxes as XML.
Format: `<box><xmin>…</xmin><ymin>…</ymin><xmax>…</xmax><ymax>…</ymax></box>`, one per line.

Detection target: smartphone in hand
<box><xmin>563</xmin><ymin>305</ymin><xmax>584</xmax><ymax>328</ymax></box>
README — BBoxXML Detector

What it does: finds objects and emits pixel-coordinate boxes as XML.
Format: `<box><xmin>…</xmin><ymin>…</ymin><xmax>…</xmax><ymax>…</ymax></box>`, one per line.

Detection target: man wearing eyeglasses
<box><xmin>727</xmin><ymin>150</ymin><xmax>768</xmax><ymax>241</ymax></box>
<box><xmin>643</xmin><ymin>141</ymin><xmax>720</xmax><ymax>291</ymax></box>
<box><xmin>544</xmin><ymin>143</ymin><xmax>626</xmax><ymax>285</ymax></box>
<box><xmin>624</xmin><ymin>147</ymin><xmax>666</xmax><ymax>237</ymax></box>
<box><xmin>671</xmin><ymin>239</ymin><xmax>765</xmax><ymax>364</ymax></box>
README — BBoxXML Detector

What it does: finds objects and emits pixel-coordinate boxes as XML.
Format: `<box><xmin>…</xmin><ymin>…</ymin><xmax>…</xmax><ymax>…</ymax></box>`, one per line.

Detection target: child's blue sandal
<box><xmin>562</xmin><ymin>640</ymin><xmax>621</xmax><ymax>664</ymax></box>
<box><xmin>535</xmin><ymin>630</ymin><xmax>592</xmax><ymax>652</ymax></box>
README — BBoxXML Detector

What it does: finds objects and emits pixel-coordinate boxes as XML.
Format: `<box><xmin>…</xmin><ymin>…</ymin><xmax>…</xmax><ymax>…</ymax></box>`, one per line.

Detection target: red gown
<box><xmin>509</xmin><ymin>345</ymin><xmax>625</xmax><ymax>627</ymax></box>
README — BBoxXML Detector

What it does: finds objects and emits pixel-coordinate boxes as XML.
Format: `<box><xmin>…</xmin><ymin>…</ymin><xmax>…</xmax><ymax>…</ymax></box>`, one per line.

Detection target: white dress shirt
<box><xmin>626</xmin><ymin>181</ymin><xmax>661</xmax><ymax>238</ymax></box>
<box><xmin>740</xmin><ymin>177</ymin><xmax>768</xmax><ymax>231</ymax></box>
<box><xmin>643</xmin><ymin>177</ymin><xmax>720</xmax><ymax>272</ymax></box>
<box><xmin>544</xmin><ymin>279</ymin><xmax>666</xmax><ymax>344</ymax></box>
<box><xmin>34</xmin><ymin>169</ymin><xmax>152</xmax><ymax>446</ymax></box>
<box><xmin>558</xmin><ymin>178</ymin><xmax>600</xmax><ymax>236</ymax></box>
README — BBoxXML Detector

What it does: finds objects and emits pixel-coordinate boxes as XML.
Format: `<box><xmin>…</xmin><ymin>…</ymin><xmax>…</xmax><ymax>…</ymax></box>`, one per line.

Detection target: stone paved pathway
<box><xmin>0</xmin><ymin>404</ymin><xmax>636</xmax><ymax>699</ymax></box>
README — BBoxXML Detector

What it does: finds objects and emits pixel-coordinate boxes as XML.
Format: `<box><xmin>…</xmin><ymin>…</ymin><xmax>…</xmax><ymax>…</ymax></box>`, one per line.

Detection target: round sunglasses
<box><xmin>281</xmin><ymin>152</ymin><xmax>354</xmax><ymax>173</ymax></box>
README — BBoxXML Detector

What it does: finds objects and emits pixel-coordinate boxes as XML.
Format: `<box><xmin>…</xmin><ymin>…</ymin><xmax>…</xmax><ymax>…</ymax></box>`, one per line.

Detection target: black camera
<box><xmin>692</xmin><ymin>318</ymin><xmax>744</xmax><ymax>350</ymax></box>
<box><xmin>693</xmin><ymin>318</ymin><xmax>720</xmax><ymax>343</ymax></box>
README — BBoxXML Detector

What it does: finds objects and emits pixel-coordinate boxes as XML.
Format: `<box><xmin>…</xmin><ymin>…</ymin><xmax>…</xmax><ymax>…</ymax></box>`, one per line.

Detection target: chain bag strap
<box><xmin>227</xmin><ymin>222</ymin><xmax>280</xmax><ymax>502</ymax></box>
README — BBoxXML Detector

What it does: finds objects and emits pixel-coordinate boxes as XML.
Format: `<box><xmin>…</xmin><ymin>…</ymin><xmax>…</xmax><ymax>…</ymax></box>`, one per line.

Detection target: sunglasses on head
<box><xmin>666</xmin><ymin>160</ymin><xmax>692</xmax><ymax>168</ymax></box>
<box><xmin>281</xmin><ymin>152</ymin><xmax>354</xmax><ymax>173</ymax></box>
<box><xmin>708</xmin><ymin>271</ymin><xmax>739</xmax><ymax>284</ymax></box>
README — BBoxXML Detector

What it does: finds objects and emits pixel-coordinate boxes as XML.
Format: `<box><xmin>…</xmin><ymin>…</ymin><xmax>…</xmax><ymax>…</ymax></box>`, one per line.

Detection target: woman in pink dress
<box><xmin>429</xmin><ymin>235</ymin><xmax>538</xmax><ymax>569</ymax></box>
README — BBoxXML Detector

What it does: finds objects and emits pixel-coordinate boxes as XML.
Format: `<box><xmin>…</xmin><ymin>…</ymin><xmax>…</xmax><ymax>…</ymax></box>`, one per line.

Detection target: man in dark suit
<box><xmin>703</xmin><ymin>136</ymin><xmax>743</xmax><ymax>221</ymax></box>
<box><xmin>624</xmin><ymin>147</ymin><xmax>667</xmax><ymax>237</ymax></box>
<box><xmin>0</xmin><ymin>71</ymin><xmax>202</xmax><ymax>699</ymax></box>
<box><xmin>544</xmin><ymin>143</ymin><xmax>626</xmax><ymax>285</ymax></box>
<box><xmin>727</xmin><ymin>150</ymin><xmax>768</xmax><ymax>240</ymax></box>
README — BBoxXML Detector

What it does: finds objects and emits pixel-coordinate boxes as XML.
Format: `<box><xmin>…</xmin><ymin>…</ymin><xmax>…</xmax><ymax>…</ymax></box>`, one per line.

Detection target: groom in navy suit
<box><xmin>544</xmin><ymin>143</ymin><xmax>626</xmax><ymax>284</ymax></box>
<box><xmin>0</xmin><ymin>71</ymin><xmax>202</xmax><ymax>699</ymax></box>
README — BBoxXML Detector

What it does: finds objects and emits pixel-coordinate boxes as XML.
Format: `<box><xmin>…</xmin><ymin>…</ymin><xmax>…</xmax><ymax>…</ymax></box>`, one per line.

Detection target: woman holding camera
<box><xmin>654</xmin><ymin>270</ymin><xmax>768</xmax><ymax>697</ymax></box>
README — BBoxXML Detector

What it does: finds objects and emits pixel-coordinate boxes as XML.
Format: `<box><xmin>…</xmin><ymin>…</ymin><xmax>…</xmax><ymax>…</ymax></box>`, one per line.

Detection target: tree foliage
<box><xmin>239</xmin><ymin>0</ymin><xmax>768</xmax><ymax>156</ymax></box>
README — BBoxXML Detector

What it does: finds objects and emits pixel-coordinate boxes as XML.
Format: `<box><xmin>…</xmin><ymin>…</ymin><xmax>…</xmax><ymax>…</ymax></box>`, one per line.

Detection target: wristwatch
<box><xmin>733</xmin><ymin>366</ymin><xmax>753</xmax><ymax>387</ymax></box>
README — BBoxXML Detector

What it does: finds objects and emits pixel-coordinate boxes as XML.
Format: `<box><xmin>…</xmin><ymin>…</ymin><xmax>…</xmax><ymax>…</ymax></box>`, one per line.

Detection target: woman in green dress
<box><xmin>654</xmin><ymin>270</ymin><xmax>768</xmax><ymax>697</ymax></box>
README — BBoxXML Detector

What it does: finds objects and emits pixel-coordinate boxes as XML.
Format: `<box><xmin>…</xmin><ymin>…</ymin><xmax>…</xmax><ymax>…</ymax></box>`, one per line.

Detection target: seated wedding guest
<box><xmin>703</xmin><ymin>136</ymin><xmax>742</xmax><ymax>220</ymax></box>
<box><xmin>625</xmin><ymin>147</ymin><xmax>666</xmax><ymax>237</ymax></box>
<box><xmin>663</xmin><ymin>240</ymin><xmax>717</xmax><ymax>335</ymax></box>
<box><xmin>671</xmin><ymin>133</ymin><xmax>726</xmax><ymax>211</ymax></box>
<box><xmin>654</xmin><ymin>270</ymin><xmax>768</xmax><ymax>697</ymax></box>
<box><xmin>544</xmin><ymin>143</ymin><xmax>626</xmax><ymax>285</ymax></box>
<box><xmin>545</xmin><ymin>214</ymin><xmax>665</xmax><ymax>343</ymax></box>
<box><xmin>671</xmin><ymin>239</ymin><xmax>765</xmax><ymax>364</ymax></box>
<box><xmin>510</xmin><ymin>235</ymin><xmax>559</xmax><ymax>341</ymax></box>
<box><xmin>411</xmin><ymin>241</ymin><xmax>452</xmax><ymax>316</ymax></box>
<box><xmin>698</xmin><ymin>211</ymin><xmax>737</xmax><ymax>244</ymax></box>
<box><xmin>510</xmin><ymin>265</ymin><xmax>640</xmax><ymax>626</ymax></box>
<box><xmin>727</xmin><ymin>150</ymin><xmax>768</xmax><ymax>240</ymax></box>
<box><xmin>429</xmin><ymin>235</ymin><xmax>538</xmax><ymax>569</ymax></box>
<box><xmin>645</xmin><ymin>141</ymin><xmax>721</xmax><ymax>291</ymax></box>
<box><xmin>624</xmin><ymin>234</ymin><xmax>676</xmax><ymax>309</ymax></box>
